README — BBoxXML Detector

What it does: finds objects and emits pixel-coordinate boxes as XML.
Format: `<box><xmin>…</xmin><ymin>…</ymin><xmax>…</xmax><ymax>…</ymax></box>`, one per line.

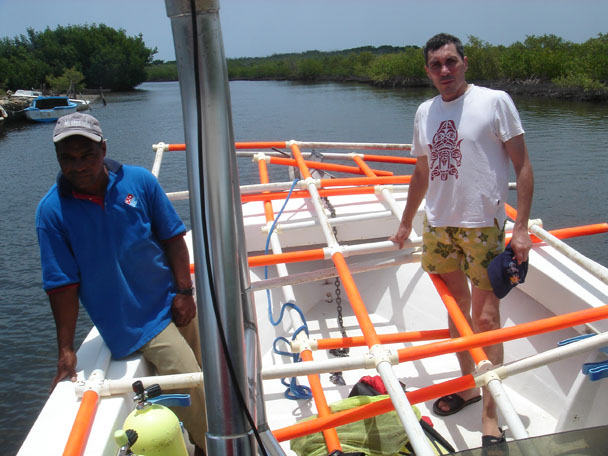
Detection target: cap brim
<box><xmin>53</xmin><ymin>131</ymin><xmax>102</xmax><ymax>143</ymax></box>
<box><xmin>488</xmin><ymin>250</ymin><xmax>512</xmax><ymax>299</ymax></box>
<box><xmin>490</xmin><ymin>279</ymin><xmax>512</xmax><ymax>299</ymax></box>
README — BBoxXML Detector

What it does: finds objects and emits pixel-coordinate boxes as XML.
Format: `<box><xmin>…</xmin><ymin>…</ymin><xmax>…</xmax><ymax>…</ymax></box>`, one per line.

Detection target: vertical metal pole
<box><xmin>164</xmin><ymin>1</ymin><xmax>282</xmax><ymax>454</ymax></box>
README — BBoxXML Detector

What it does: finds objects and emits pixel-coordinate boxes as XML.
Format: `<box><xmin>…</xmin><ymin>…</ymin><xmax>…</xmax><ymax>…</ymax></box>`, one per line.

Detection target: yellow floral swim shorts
<box><xmin>421</xmin><ymin>217</ymin><xmax>505</xmax><ymax>290</ymax></box>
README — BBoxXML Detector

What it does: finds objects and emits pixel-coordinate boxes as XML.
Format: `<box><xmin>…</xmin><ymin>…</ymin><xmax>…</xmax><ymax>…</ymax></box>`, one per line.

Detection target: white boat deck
<box><xmin>17</xmin><ymin>146</ymin><xmax>608</xmax><ymax>456</ymax></box>
<box><xmin>250</xmin><ymin>261</ymin><xmax>587</xmax><ymax>454</ymax></box>
<box><xmin>243</xmin><ymin>187</ymin><xmax>608</xmax><ymax>454</ymax></box>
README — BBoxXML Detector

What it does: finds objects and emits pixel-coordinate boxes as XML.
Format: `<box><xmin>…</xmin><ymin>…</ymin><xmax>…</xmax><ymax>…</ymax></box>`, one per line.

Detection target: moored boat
<box><xmin>12</xmin><ymin>89</ymin><xmax>43</xmax><ymax>99</ymax></box>
<box><xmin>24</xmin><ymin>96</ymin><xmax>78</xmax><ymax>123</ymax></box>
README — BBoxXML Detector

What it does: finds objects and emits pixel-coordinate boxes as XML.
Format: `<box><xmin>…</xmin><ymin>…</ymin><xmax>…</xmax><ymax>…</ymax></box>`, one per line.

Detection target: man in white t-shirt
<box><xmin>390</xmin><ymin>33</ymin><xmax>534</xmax><ymax>449</ymax></box>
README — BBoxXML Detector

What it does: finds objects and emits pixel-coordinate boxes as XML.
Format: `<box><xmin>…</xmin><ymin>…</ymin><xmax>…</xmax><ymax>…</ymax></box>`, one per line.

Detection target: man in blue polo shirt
<box><xmin>36</xmin><ymin>112</ymin><xmax>206</xmax><ymax>455</ymax></box>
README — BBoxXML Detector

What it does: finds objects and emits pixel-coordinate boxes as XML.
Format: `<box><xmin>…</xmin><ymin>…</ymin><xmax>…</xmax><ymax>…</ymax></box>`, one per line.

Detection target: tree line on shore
<box><xmin>3</xmin><ymin>24</ymin><xmax>606</xmax><ymax>101</ymax></box>
<box><xmin>147</xmin><ymin>33</ymin><xmax>608</xmax><ymax>100</ymax></box>
<box><xmin>1</xmin><ymin>24</ymin><xmax>156</xmax><ymax>93</ymax></box>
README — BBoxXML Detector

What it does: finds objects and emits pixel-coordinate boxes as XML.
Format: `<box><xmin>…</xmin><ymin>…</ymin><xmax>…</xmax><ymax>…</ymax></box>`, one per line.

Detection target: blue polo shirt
<box><xmin>36</xmin><ymin>159</ymin><xmax>187</xmax><ymax>358</ymax></box>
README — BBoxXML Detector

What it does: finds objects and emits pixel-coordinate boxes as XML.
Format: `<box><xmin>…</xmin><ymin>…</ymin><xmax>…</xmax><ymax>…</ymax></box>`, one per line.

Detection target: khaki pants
<box><xmin>139</xmin><ymin>319</ymin><xmax>207</xmax><ymax>450</ymax></box>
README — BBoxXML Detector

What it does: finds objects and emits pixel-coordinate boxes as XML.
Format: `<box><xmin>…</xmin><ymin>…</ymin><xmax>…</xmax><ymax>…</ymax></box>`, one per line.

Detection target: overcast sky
<box><xmin>1</xmin><ymin>0</ymin><xmax>606</xmax><ymax>61</ymax></box>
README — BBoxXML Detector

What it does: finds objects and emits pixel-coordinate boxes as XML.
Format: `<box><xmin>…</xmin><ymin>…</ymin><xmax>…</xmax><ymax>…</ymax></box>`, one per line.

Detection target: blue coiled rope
<box><xmin>264</xmin><ymin>178</ymin><xmax>312</xmax><ymax>400</ymax></box>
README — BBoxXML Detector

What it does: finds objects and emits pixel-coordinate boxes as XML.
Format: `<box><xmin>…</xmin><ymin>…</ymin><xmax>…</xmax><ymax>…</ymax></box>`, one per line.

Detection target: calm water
<box><xmin>1</xmin><ymin>81</ymin><xmax>606</xmax><ymax>454</ymax></box>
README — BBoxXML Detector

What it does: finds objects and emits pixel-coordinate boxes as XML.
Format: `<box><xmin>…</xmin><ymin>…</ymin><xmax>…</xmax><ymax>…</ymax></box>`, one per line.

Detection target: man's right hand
<box><xmin>389</xmin><ymin>224</ymin><xmax>412</xmax><ymax>249</ymax></box>
<box><xmin>50</xmin><ymin>348</ymin><xmax>77</xmax><ymax>392</ymax></box>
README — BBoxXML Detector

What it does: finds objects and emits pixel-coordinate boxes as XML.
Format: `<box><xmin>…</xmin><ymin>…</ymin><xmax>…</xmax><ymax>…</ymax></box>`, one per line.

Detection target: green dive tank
<box><xmin>114</xmin><ymin>381</ymin><xmax>189</xmax><ymax>456</ymax></box>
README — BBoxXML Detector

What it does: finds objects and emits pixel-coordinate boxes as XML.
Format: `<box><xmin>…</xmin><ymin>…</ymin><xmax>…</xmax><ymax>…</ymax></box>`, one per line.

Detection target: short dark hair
<box><xmin>423</xmin><ymin>33</ymin><xmax>464</xmax><ymax>64</ymax></box>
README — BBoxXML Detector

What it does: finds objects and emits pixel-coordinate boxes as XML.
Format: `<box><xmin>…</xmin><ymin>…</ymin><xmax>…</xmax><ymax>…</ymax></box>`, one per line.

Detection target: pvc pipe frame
<box><xmin>153</xmin><ymin>140</ymin><xmax>413</xmax><ymax>153</ymax></box>
<box><xmin>254</xmin><ymin>141</ymin><xmax>435</xmax><ymax>455</ymax></box>
<box><xmin>258</xmin><ymin>156</ymin><xmax>340</xmax><ymax>452</ymax></box>
<box><xmin>91</xmin><ymin>328</ymin><xmax>608</xmax><ymax>448</ymax></box>
<box><xmin>96</xmin><ymin>330</ymin><xmax>608</xmax><ymax>425</ymax></box>
<box><xmin>251</xmin><ymin>250</ymin><xmax>422</xmax><ymax>292</ymax></box>
<box><xmin>245</xmin><ymin>141</ymin><xmax>606</xmax><ymax>453</ymax></box>
<box><xmin>272</xmin><ymin>329</ymin><xmax>608</xmax><ymax>443</ymax></box>
<box><xmin>245</xmin><ymin>220</ymin><xmax>603</xmax><ymax>269</ymax></box>
<box><xmin>248</xmin><ymin>238</ymin><xmax>421</xmax><ymax>268</ymax></box>
<box><xmin>166</xmin><ymin>183</ymin><xmax>411</xmax><ymax>199</ymax></box>
<box><xmin>151</xmin><ymin>140</ymin><xmax>608</xmax><ymax>451</ymax></box>
<box><xmin>261</xmin><ymin>304</ymin><xmax>608</xmax><ymax>380</ymax></box>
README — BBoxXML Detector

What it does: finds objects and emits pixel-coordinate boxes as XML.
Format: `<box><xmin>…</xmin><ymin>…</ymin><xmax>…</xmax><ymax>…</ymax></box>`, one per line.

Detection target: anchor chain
<box><xmin>323</xmin><ymin>196</ymin><xmax>350</xmax><ymax>386</ymax></box>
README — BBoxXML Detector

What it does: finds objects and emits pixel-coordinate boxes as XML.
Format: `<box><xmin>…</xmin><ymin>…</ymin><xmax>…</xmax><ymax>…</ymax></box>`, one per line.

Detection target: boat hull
<box><xmin>18</xmin><ymin>146</ymin><xmax>608</xmax><ymax>456</ymax></box>
<box><xmin>24</xmin><ymin>96</ymin><xmax>78</xmax><ymax>123</ymax></box>
<box><xmin>24</xmin><ymin>104</ymin><xmax>78</xmax><ymax>122</ymax></box>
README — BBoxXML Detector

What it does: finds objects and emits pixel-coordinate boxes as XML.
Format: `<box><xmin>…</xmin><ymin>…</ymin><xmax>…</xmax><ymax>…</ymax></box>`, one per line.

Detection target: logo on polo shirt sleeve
<box><xmin>124</xmin><ymin>193</ymin><xmax>138</xmax><ymax>208</ymax></box>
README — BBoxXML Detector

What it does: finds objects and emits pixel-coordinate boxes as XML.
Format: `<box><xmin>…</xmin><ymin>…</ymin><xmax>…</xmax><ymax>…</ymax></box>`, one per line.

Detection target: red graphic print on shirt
<box><xmin>428</xmin><ymin>120</ymin><xmax>462</xmax><ymax>181</ymax></box>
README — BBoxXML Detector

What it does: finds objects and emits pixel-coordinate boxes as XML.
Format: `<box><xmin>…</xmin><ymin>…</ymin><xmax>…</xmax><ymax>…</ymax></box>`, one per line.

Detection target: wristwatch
<box><xmin>174</xmin><ymin>286</ymin><xmax>194</xmax><ymax>295</ymax></box>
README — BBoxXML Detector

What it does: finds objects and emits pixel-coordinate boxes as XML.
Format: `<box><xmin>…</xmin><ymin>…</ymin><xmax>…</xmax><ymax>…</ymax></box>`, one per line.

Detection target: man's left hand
<box><xmin>172</xmin><ymin>294</ymin><xmax>196</xmax><ymax>327</ymax></box>
<box><xmin>510</xmin><ymin>228</ymin><xmax>533</xmax><ymax>265</ymax></box>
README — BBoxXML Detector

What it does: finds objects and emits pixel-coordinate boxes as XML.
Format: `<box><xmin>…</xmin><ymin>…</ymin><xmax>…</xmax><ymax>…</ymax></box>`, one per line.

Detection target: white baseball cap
<box><xmin>53</xmin><ymin>112</ymin><xmax>103</xmax><ymax>143</ymax></box>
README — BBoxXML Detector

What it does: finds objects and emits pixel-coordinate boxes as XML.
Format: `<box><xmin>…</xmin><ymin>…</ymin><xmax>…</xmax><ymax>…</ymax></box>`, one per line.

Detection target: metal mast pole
<box><xmin>165</xmin><ymin>1</ymin><xmax>281</xmax><ymax>454</ymax></box>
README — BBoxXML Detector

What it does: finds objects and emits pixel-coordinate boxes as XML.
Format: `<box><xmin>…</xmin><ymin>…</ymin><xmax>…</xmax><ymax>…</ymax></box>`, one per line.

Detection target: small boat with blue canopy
<box><xmin>24</xmin><ymin>96</ymin><xmax>78</xmax><ymax>123</ymax></box>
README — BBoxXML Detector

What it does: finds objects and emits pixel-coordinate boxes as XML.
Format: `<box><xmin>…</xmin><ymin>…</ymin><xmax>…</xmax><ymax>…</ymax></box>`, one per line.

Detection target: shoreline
<box><xmin>2</xmin><ymin>78</ymin><xmax>604</xmax><ymax>129</ymax></box>
<box><xmin>228</xmin><ymin>76</ymin><xmax>608</xmax><ymax>103</ymax></box>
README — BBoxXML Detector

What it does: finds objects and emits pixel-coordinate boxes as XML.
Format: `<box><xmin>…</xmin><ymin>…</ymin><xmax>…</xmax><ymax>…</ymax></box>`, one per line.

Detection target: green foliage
<box><xmin>146</xmin><ymin>61</ymin><xmax>178</xmax><ymax>81</ymax></box>
<box><xmin>368</xmin><ymin>49</ymin><xmax>425</xmax><ymax>82</ymax></box>
<box><xmin>226</xmin><ymin>46</ymin><xmax>425</xmax><ymax>84</ymax></box>
<box><xmin>220</xmin><ymin>34</ymin><xmax>608</xmax><ymax>97</ymax></box>
<box><xmin>579</xmin><ymin>33</ymin><xmax>608</xmax><ymax>82</ymax></box>
<box><xmin>464</xmin><ymin>36</ymin><xmax>502</xmax><ymax>80</ymax></box>
<box><xmin>0</xmin><ymin>24</ymin><xmax>156</xmax><ymax>91</ymax></box>
<box><xmin>46</xmin><ymin>67</ymin><xmax>85</xmax><ymax>93</ymax></box>
<box><xmin>553</xmin><ymin>73</ymin><xmax>608</xmax><ymax>94</ymax></box>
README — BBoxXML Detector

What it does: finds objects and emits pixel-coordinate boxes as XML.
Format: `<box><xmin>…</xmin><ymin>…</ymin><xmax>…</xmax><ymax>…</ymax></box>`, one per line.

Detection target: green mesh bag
<box><xmin>290</xmin><ymin>395</ymin><xmax>421</xmax><ymax>456</ymax></box>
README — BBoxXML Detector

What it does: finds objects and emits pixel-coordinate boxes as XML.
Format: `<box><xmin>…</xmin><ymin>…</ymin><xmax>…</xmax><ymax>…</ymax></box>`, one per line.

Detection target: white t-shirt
<box><xmin>411</xmin><ymin>85</ymin><xmax>524</xmax><ymax>228</ymax></box>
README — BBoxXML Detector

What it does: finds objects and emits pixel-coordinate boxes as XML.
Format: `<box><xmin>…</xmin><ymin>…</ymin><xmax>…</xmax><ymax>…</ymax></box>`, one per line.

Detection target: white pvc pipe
<box><xmin>73</xmin><ymin>340</ymin><xmax>112</xmax><ymax>397</ymax></box>
<box><xmin>264</xmin><ymin>330</ymin><xmax>608</xmax><ymax>389</ymax></box>
<box><xmin>304</xmin><ymin>181</ymin><xmax>339</xmax><ymax>249</ymax></box>
<box><xmin>267</xmin><ymin>229</ymin><xmax>308</xmax><ymax>345</ymax></box>
<box><xmin>486</xmin><ymin>378</ymin><xmax>529</xmax><ymax>439</ymax></box>
<box><xmin>95</xmin><ymin>372</ymin><xmax>204</xmax><ymax>397</ymax></box>
<box><xmin>166</xmin><ymin>190</ymin><xmax>189</xmax><ymax>201</ymax></box>
<box><xmin>237</xmin><ymin>151</ymin><xmax>410</xmax><ymax>161</ymax></box>
<box><xmin>152</xmin><ymin>142</ymin><xmax>172</xmax><ymax>152</ymax></box>
<box><xmin>151</xmin><ymin>143</ymin><xmax>166</xmax><ymax>178</ymax></box>
<box><xmin>333</xmin><ymin>238</ymin><xmax>422</xmax><ymax>258</ymax></box>
<box><xmin>269</xmin><ymin>210</ymin><xmax>396</xmax><ymax>232</ymax></box>
<box><xmin>291</xmin><ymin>141</ymin><xmax>412</xmax><ymax>151</ymax></box>
<box><xmin>376</xmin><ymin>359</ymin><xmax>435</xmax><ymax>456</ymax></box>
<box><xmin>262</xmin><ymin>353</ymin><xmax>374</xmax><ymax>379</ymax></box>
<box><xmin>251</xmin><ymin>252</ymin><xmax>421</xmax><ymax>292</ymax></box>
<box><xmin>240</xmin><ymin>181</ymin><xmax>308</xmax><ymax>194</ymax></box>
<box><xmin>380</xmin><ymin>186</ymin><xmax>407</xmax><ymax>219</ymax></box>
<box><xmin>475</xmin><ymin>332</ymin><xmax>608</xmax><ymax>445</ymax></box>
<box><xmin>529</xmin><ymin>223</ymin><xmax>608</xmax><ymax>285</ymax></box>
<box><xmin>96</xmin><ymin>332</ymin><xmax>608</xmax><ymax>397</ymax></box>
<box><xmin>491</xmin><ymin>331</ymin><xmax>608</xmax><ymax>380</ymax></box>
